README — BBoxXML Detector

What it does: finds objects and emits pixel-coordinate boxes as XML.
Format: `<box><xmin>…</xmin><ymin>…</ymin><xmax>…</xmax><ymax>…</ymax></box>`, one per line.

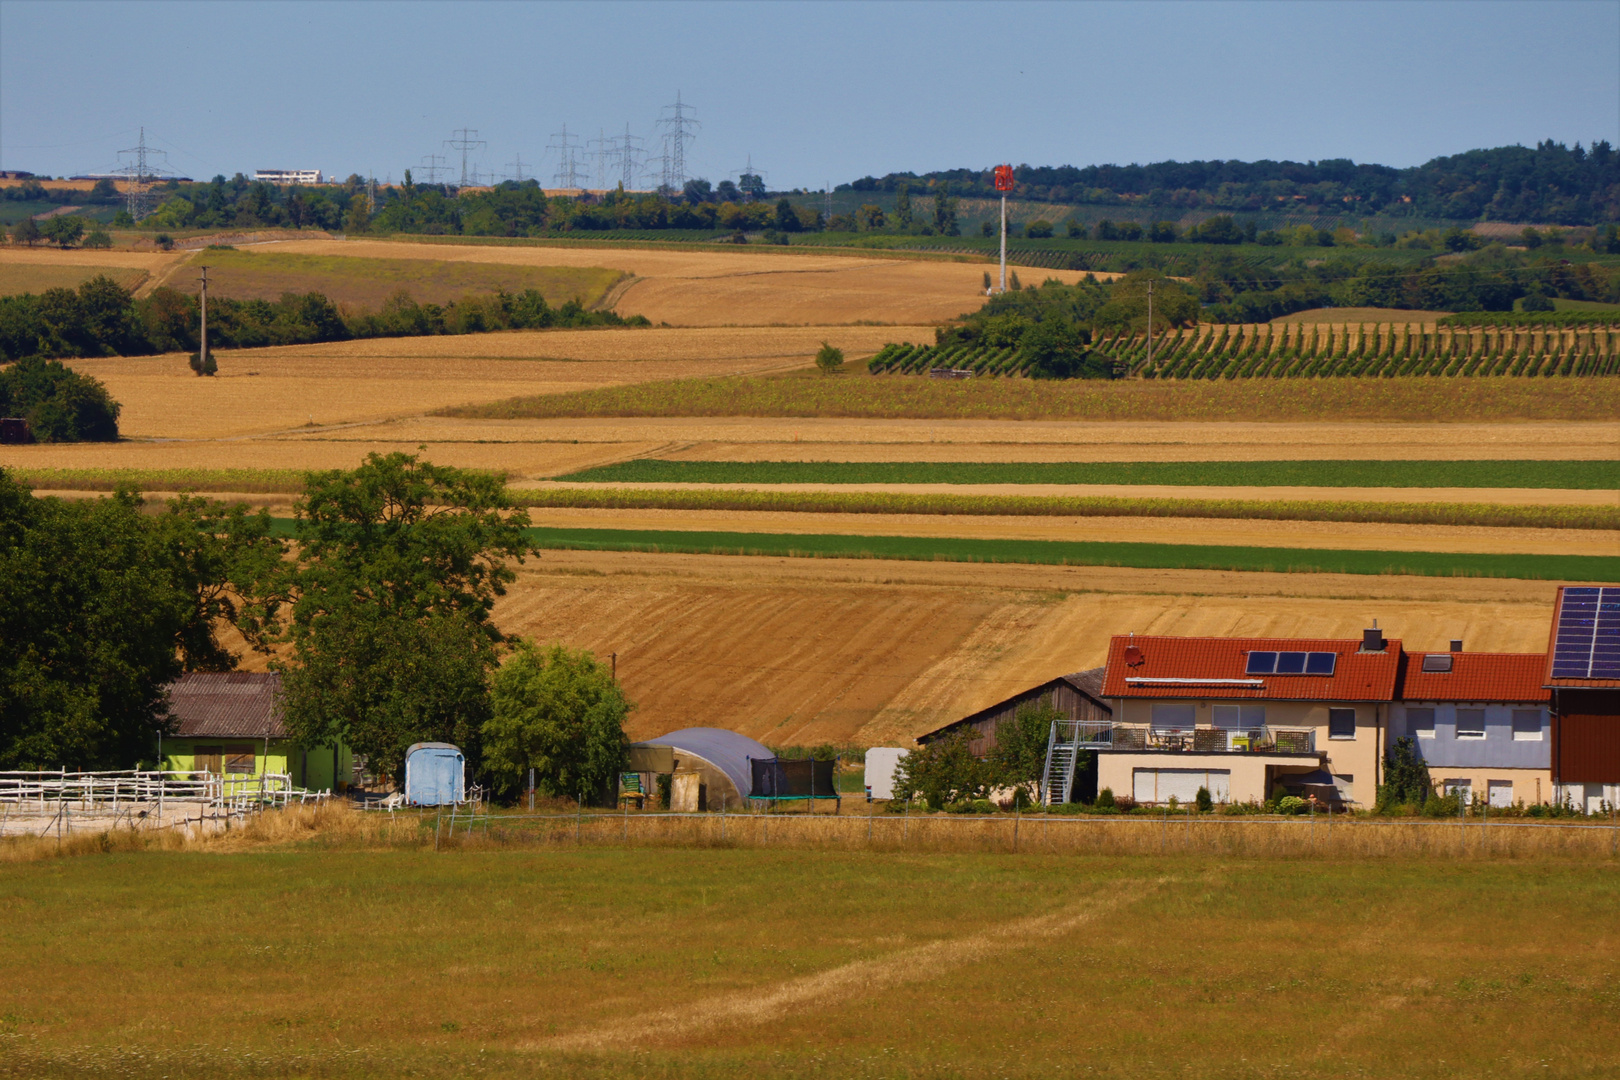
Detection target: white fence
<box><xmin>0</xmin><ymin>769</ymin><xmax>330</xmax><ymax>838</ymax></box>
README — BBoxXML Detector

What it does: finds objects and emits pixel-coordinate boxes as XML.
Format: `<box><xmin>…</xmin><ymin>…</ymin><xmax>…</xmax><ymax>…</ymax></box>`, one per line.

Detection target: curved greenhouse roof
<box><xmin>634</xmin><ymin>727</ymin><xmax>775</xmax><ymax>800</ymax></box>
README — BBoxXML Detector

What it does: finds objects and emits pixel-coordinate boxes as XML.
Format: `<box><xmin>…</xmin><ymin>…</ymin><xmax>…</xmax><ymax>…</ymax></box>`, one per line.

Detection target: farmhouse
<box><xmin>1390</xmin><ymin>645</ymin><xmax>1551</xmax><ymax>808</ymax></box>
<box><xmin>1097</xmin><ymin>629</ymin><xmax>1399</xmax><ymax>808</ymax></box>
<box><xmin>160</xmin><ymin>672</ymin><xmax>352</xmax><ymax>791</ymax></box>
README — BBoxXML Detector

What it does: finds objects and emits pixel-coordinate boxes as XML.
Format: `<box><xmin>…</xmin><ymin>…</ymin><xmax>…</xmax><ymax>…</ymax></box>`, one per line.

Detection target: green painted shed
<box><xmin>161</xmin><ymin>672</ymin><xmax>352</xmax><ymax>792</ymax></box>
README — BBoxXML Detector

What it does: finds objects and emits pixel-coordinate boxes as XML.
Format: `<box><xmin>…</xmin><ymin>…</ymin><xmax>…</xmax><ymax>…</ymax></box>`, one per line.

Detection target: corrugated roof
<box><xmin>1545</xmin><ymin>585</ymin><xmax>1620</xmax><ymax>689</ymax></box>
<box><xmin>164</xmin><ymin>672</ymin><xmax>286</xmax><ymax>738</ymax></box>
<box><xmin>1397</xmin><ymin>652</ymin><xmax>1549</xmax><ymax>703</ymax></box>
<box><xmin>1102</xmin><ymin>635</ymin><xmax>1401</xmax><ymax>702</ymax></box>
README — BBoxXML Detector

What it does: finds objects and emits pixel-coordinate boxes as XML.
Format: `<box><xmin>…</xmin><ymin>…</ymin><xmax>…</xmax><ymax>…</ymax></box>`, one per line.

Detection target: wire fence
<box><xmin>0</xmin><ymin>769</ymin><xmax>330</xmax><ymax>839</ymax></box>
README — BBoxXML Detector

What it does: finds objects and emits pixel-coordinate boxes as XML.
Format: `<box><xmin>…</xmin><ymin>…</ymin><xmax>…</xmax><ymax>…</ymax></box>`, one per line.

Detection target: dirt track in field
<box><xmin>265</xmin><ymin>238</ymin><xmax>1093</xmax><ymax>326</ymax></box>
<box><xmin>277</xmin><ymin>549</ymin><xmax>1561</xmax><ymax>746</ymax></box>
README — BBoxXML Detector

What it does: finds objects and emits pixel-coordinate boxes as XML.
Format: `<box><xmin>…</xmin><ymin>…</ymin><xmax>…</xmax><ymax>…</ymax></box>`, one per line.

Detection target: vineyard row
<box><xmin>867</xmin><ymin>325</ymin><xmax>1619</xmax><ymax>379</ymax></box>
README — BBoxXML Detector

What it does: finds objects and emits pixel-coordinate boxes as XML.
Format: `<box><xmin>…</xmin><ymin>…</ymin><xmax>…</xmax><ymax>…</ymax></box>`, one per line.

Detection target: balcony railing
<box><xmin>1107</xmin><ymin>726</ymin><xmax>1318</xmax><ymax>755</ymax></box>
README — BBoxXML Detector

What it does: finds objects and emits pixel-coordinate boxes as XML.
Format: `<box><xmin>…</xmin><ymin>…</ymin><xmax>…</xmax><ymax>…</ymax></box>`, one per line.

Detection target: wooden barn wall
<box><xmin>1555</xmin><ymin>690</ymin><xmax>1620</xmax><ymax>783</ymax></box>
<box><xmin>947</xmin><ymin>682</ymin><xmax>1111</xmax><ymax>758</ymax></box>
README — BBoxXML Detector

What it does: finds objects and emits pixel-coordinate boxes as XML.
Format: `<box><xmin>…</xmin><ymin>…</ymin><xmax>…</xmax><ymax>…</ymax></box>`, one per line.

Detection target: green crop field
<box><xmin>3</xmin><ymin>837</ymin><xmax>1617</xmax><ymax>1080</ymax></box>
<box><xmin>518</xmin><ymin>526</ymin><xmax>1619</xmax><ymax>580</ymax></box>
<box><xmin>557</xmin><ymin>459</ymin><xmax>1618</xmax><ymax>490</ymax></box>
<box><xmin>867</xmin><ymin>325</ymin><xmax>1620</xmax><ymax>380</ymax></box>
<box><xmin>445</xmin><ymin>369</ymin><xmax>1620</xmax><ymax>423</ymax></box>
<box><xmin>182</xmin><ymin>248</ymin><xmax>626</xmax><ymax>308</ymax></box>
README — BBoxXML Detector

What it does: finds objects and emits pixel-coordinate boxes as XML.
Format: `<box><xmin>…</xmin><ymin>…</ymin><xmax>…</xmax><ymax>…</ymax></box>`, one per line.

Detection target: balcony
<box><xmin>1105</xmin><ymin>725</ymin><xmax>1317</xmax><ymax>755</ymax></box>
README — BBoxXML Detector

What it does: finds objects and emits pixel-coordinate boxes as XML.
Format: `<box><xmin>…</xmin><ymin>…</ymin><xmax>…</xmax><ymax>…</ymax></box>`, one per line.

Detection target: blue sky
<box><xmin>2</xmin><ymin>0</ymin><xmax>1616</xmax><ymax>187</ymax></box>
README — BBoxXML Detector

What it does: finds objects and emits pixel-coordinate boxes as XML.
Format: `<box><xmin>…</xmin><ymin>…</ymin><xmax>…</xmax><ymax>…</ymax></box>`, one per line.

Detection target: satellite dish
<box><xmin>1123</xmin><ymin>645</ymin><xmax>1144</xmax><ymax>666</ymax></box>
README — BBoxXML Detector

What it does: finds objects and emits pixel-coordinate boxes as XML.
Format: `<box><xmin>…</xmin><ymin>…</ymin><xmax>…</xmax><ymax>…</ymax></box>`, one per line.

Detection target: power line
<box><xmin>504</xmin><ymin>153</ymin><xmax>530</xmax><ymax>184</ymax></box>
<box><xmin>417</xmin><ymin>153</ymin><xmax>447</xmax><ymax>185</ymax></box>
<box><xmin>614</xmin><ymin>123</ymin><xmax>645</xmax><ymax>190</ymax></box>
<box><xmin>114</xmin><ymin>127</ymin><xmax>173</xmax><ymax>222</ymax></box>
<box><xmin>443</xmin><ymin>128</ymin><xmax>486</xmax><ymax>188</ymax></box>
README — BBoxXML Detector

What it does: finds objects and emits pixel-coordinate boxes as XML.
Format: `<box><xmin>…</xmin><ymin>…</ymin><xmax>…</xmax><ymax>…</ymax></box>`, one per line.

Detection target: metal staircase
<box><xmin>1040</xmin><ymin>719</ymin><xmax>1113</xmax><ymax>805</ymax></box>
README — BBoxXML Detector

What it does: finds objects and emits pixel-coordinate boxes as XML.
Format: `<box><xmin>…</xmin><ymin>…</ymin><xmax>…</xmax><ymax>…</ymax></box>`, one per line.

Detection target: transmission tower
<box><xmin>115</xmin><ymin>127</ymin><xmax>172</xmax><ymax>222</ymax></box>
<box><xmin>417</xmin><ymin>153</ymin><xmax>448</xmax><ymax>185</ymax></box>
<box><xmin>504</xmin><ymin>153</ymin><xmax>531</xmax><ymax>184</ymax></box>
<box><xmin>657</xmin><ymin>91</ymin><xmax>700</xmax><ymax>192</ymax></box>
<box><xmin>443</xmin><ymin>128</ymin><xmax>486</xmax><ymax>187</ymax></box>
<box><xmin>548</xmin><ymin>124</ymin><xmax>585</xmax><ymax>189</ymax></box>
<box><xmin>589</xmin><ymin>129</ymin><xmax>612</xmax><ymax>191</ymax></box>
<box><xmin>734</xmin><ymin>154</ymin><xmax>768</xmax><ymax>201</ymax></box>
<box><xmin>613</xmin><ymin>123</ymin><xmax>645</xmax><ymax>190</ymax></box>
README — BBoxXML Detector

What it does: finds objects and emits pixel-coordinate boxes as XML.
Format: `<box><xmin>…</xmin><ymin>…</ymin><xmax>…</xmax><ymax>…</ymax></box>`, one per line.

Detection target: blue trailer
<box><xmin>404</xmin><ymin>742</ymin><xmax>465</xmax><ymax>806</ymax></box>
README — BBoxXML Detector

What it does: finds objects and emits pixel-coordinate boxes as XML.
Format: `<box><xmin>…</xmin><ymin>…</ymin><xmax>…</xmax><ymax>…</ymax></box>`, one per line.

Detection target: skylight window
<box><xmin>1421</xmin><ymin>654</ymin><xmax>1453</xmax><ymax>673</ymax></box>
<box><xmin>1246</xmin><ymin>650</ymin><xmax>1336</xmax><ymax>676</ymax></box>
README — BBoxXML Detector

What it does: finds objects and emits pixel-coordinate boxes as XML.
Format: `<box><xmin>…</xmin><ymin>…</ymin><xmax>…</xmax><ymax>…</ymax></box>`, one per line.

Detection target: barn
<box><xmin>916</xmin><ymin>668</ymin><xmax>1111</xmax><ymax>755</ymax></box>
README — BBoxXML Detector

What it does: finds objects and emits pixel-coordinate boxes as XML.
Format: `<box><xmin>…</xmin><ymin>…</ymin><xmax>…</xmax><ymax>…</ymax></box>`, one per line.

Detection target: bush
<box><xmin>1095</xmin><ymin>786</ymin><xmax>1115</xmax><ymax>808</ymax></box>
<box><xmin>1025</xmin><ymin>219</ymin><xmax>1054</xmax><ymax>239</ymax></box>
<box><xmin>0</xmin><ymin>356</ymin><xmax>121</xmax><ymax>441</ymax></box>
<box><xmin>814</xmin><ymin>341</ymin><xmax>845</xmax><ymax>375</ymax></box>
<box><xmin>154</xmin><ymin>234</ymin><xmax>173</xmax><ymax>251</ymax></box>
<box><xmin>1113</xmin><ymin>795</ymin><xmax>1139</xmax><ymax>813</ymax></box>
<box><xmin>893</xmin><ymin>730</ymin><xmax>989</xmax><ymax>810</ymax></box>
<box><xmin>1195</xmin><ymin>786</ymin><xmax>1213</xmax><ymax>812</ymax></box>
<box><xmin>1277</xmin><ymin>795</ymin><xmax>1307</xmax><ymax>815</ymax></box>
<box><xmin>83</xmin><ymin>228</ymin><xmax>113</xmax><ymax>250</ymax></box>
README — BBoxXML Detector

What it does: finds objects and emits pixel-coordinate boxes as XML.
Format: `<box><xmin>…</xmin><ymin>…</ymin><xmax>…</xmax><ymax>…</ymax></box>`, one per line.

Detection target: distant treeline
<box><xmin>0</xmin><ymin>276</ymin><xmax>648</xmax><ymax>363</ymax></box>
<box><xmin>0</xmin><ymin>357</ymin><xmax>120</xmax><ymax>441</ymax></box>
<box><xmin>842</xmin><ymin>141</ymin><xmax>1620</xmax><ymax>226</ymax></box>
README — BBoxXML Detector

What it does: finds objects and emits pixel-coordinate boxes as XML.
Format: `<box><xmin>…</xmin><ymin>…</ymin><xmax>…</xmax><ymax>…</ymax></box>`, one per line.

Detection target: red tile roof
<box><xmin>1397</xmin><ymin>652</ymin><xmax>1549</xmax><ymax>703</ymax></box>
<box><xmin>1102</xmin><ymin>635</ymin><xmax>1402</xmax><ymax>702</ymax></box>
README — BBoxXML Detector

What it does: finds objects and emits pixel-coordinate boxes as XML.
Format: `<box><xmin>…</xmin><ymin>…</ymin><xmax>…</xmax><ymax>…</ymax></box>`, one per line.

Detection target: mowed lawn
<box><xmin>556</xmin><ymin>458</ymin><xmax>1620</xmax><ymax>489</ymax></box>
<box><xmin>1</xmin><ymin>848</ymin><xmax>1616</xmax><ymax>1079</ymax></box>
<box><xmin>182</xmin><ymin>248</ymin><xmax>627</xmax><ymax>309</ymax></box>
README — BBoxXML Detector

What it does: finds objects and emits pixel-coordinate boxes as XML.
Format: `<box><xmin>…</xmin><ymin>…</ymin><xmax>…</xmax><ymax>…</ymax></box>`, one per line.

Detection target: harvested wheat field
<box><xmin>0</xmin><ymin>243</ymin><xmax>187</xmax><ymax>294</ymax></box>
<box><xmin>265</xmin><ymin>237</ymin><xmax>1091</xmax><ymax>325</ymax></box>
<box><xmin>43</xmin><ymin>326</ymin><xmax>921</xmax><ymax>441</ymax></box>
<box><xmin>360</xmin><ymin>549</ymin><xmax>1569</xmax><ymax>748</ymax></box>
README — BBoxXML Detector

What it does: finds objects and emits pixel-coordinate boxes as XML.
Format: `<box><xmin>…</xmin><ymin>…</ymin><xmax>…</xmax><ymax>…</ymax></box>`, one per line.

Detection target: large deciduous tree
<box><xmin>268</xmin><ymin>452</ymin><xmax>533</xmax><ymax>784</ymax></box>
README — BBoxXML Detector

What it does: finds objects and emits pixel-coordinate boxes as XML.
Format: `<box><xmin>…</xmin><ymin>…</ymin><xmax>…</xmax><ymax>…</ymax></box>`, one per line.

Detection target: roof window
<box><xmin>1246</xmin><ymin>651</ymin><xmax>1336</xmax><ymax>676</ymax></box>
<box><xmin>1420</xmin><ymin>654</ymin><xmax>1453</xmax><ymax>673</ymax></box>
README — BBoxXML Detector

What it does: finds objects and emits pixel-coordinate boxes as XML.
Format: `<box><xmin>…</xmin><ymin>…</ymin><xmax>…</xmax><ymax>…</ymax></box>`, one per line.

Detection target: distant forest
<box><xmin>840</xmin><ymin>142</ymin><xmax>1620</xmax><ymax>226</ymax></box>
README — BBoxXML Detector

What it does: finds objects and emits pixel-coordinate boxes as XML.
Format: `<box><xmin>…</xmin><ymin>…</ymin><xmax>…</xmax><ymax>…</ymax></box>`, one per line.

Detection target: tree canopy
<box><xmin>483</xmin><ymin>641</ymin><xmax>631</xmax><ymax>803</ymax></box>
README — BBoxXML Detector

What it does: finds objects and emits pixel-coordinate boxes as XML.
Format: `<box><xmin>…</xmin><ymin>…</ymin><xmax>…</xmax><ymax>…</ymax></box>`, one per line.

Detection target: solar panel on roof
<box><xmin>1551</xmin><ymin>586</ymin><xmax>1620</xmax><ymax>679</ymax></box>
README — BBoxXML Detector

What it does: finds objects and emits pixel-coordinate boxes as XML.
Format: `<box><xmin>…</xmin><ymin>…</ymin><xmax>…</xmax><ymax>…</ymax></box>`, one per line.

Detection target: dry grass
<box><xmin>270</xmin><ymin>237</ymin><xmax>1090</xmax><ymax>326</ymax></box>
<box><xmin>1273</xmin><ymin>306</ymin><xmax>1453</xmax><ymax>324</ymax></box>
<box><xmin>449</xmin><ymin>370</ymin><xmax>1620</xmax><ymax>423</ymax></box>
<box><xmin>48</xmin><ymin>326</ymin><xmax>919</xmax><ymax>440</ymax></box>
<box><xmin>2</xmin><ymin>805</ymin><xmax>1616</xmax><ymax>1079</ymax></box>
<box><xmin>179</xmin><ymin>247</ymin><xmax>626</xmax><ymax>308</ymax></box>
<box><xmin>0</xmin><ymin>262</ymin><xmax>147</xmax><ymax>295</ymax></box>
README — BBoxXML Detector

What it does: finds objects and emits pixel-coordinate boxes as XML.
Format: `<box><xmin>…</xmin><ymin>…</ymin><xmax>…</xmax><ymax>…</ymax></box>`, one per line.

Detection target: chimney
<box><xmin>1362</xmin><ymin>624</ymin><xmax>1385</xmax><ymax>653</ymax></box>
<box><xmin>1450</xmin><ymin>639</ymin><xmax>1463</xmax><ymax>653</ymax></box>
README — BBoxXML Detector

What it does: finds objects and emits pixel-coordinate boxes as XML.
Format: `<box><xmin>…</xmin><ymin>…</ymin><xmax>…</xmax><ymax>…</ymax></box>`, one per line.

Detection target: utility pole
<box><xmin>198</xmin><ymin>265</ymin><xmax>209</xmax><ymax>375</ymax></box>
<box><xmin>993</xmin><ymin>164</ymin><xmax>1014</xmax><ymax>292</ymax></box>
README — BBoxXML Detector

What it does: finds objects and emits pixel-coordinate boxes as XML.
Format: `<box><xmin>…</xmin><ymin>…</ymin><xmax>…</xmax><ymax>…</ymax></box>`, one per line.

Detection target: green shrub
<box><xmin>1096</xmin><ymin>787</ymin><xmax>1116</xmax><ymax>808</ymax></box>
<box><xmin>1195</xmin><ymin>786</ymin><xmax>1213</xmax><ymax>813</ymax></box>
<box><xmin>1277</xmin><ymin>796</ymin><xmax>1307</xmax><ymax>815</ymax></box>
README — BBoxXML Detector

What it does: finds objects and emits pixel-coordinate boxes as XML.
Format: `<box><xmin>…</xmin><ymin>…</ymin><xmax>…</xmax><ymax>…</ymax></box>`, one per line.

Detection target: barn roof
<box><xmin>634</xmin><ymin>727</ymin><xmax>775</xmax><ymax>799</ymax></box>
<box><xmin>164</xmin><ymin>672</ymin><xmax>286</xmax><ymax>738</ymax></box>
<box><xmin>917</xmin><ymin>668</ymin><xmax>1110</xmax><ymax>743</ymax></box>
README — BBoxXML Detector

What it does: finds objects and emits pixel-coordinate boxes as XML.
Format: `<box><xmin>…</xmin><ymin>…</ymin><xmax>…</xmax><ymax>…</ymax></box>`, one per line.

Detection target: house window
<box><xmin>1443</xmin><ymin>779</ymin><xmax>1472</xmax><ymax>805</ymax></box>
<box><xmin>1212</xmin><ymin>703</ymin><xmax>1265</xmax><ymax>729</ymax></box>
<box><xmin>225</xmin><ymin>745</ymin><xmax>257</xmax><ymax>775</ymax></box>
<box><xmin>1421</xmin><ymin>654</ymin><xmax>1453</xmax><ymax>673</ymax></box>
<box><xmin>1512</xmin><ymin>709</ymin><xmax>1543</xmax><ymax>741</ymax></box>
<box><xmin>1408</xmin><ymin>708</ymin><xmax>1436</xmax><ymax>739</ymax></box>
<box><xmin>1150</xmin><ymin>703</ymin><xmax>1196</xmax><ymax>730</ymax></box>
<box><xmin>194</xmin><ymin>745</ymin><xmax>223</xmax><ymax>775</ymax></box>
<box><xmin>1487</xmin><ymin>780</ymin><xmax>1513</xmax><ymax>808</ymax></box>
<box><xmin>1455</xmin><ymin>708</ymin><xmax>1486</xmax><ymax>739</ymax></box>
<box><xmin>1328</xmin><ymin>708</ymin><xmax>1356</xmax><ymax>739</ymax></box>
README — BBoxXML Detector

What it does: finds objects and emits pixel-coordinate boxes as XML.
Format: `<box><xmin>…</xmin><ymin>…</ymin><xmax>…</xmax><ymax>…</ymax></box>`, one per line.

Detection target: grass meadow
<box><xmin>0</xmin><ymin>262</ymin><xmax>148</xmax><ymax>296</ymax></box>
<box><xmin>518</xmin><ymin>525</ymin><xmax>1620</xmax><ymax>580</ymax></box>
<box><xmin>556</xmin><ymin>459</ymin><xmax>1618</xmax><ymax>490</ymax></box>
<box><xmin>446</xmin><ymin>370</ymin><xmax>1620</xmax><ymax>424</ymax></box>
<box><xmin>183</xmin><ymin>248</ymin><xmax>627</xmax><ymax>309</ymax></box>
<box><xmin>2</xmin><ymin>806</ymin><xmax>1618</xmax><ymax>1079</ymax></box>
